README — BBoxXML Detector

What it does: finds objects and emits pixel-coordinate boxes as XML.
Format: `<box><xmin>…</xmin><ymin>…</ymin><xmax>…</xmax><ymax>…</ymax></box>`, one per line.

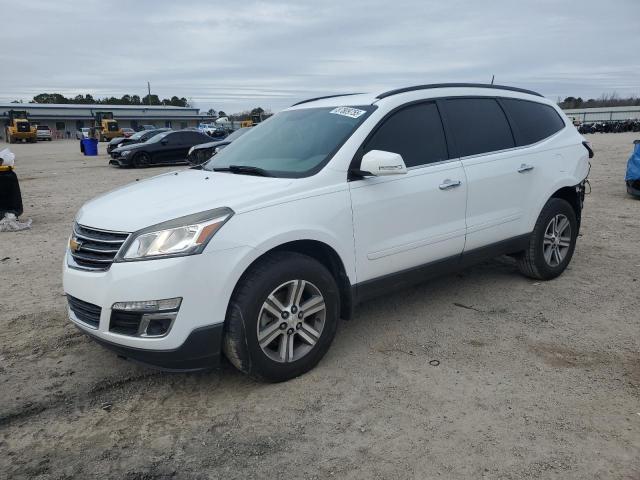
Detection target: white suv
<box><xmin>63</xmin><ymin>84</ymin><xmax>591</xmax><ymax>381</ymax></box>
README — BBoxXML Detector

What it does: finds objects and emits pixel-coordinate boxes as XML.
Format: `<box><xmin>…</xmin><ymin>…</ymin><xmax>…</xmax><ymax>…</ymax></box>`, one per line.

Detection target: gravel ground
<box><xmin>0</xmin><ymin>135</ymin><xmax>638</xmax><ymax>480</ymax></box>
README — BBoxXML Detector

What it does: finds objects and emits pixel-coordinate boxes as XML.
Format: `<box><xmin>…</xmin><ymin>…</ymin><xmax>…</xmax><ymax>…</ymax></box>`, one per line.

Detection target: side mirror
<box><xmin>358</xmin><ymin>150</ymin><xmax>407</xmax><ymax>176</ymax></box>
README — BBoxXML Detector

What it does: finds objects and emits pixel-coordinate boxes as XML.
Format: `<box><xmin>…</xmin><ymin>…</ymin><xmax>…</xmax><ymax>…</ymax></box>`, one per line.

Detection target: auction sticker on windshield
<box><xmin>330</xmin><ymin>107</ymin><xmax>367</xmax><ymax>119</ymax></box>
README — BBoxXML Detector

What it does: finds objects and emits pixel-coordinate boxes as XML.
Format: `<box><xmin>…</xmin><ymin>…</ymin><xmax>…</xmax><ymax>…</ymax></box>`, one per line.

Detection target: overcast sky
<box><xmin>1</xmin><ymin>0</ymin><xmax>639</xmax><ymax>113</ymax></box>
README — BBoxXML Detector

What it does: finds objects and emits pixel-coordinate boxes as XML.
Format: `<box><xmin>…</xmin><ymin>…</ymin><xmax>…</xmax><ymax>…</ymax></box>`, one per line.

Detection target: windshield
<box><xmin>204</xmin><ymin>106</ymin><xmax>375</xmax><ymax>178</ymax></box>
<box><xmin>130</xmin><ymin>131</ymin><xmax>146</xmax><ymax>140</ymax></box>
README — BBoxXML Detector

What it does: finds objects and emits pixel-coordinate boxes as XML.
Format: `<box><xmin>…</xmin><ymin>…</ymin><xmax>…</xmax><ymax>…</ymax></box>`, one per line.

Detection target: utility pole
<box><xmin>147</xmin><ymin>82</ymin><xmax>151</xmax><ymax>105</ymax></box>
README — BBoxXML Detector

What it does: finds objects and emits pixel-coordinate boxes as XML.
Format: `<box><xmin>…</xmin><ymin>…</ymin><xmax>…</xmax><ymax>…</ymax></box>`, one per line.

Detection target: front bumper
<box><xmin>627</xmin><ymin>180</ymin><xmax>640</xmax><ymax>198</ymax></box>
<box><xmin>63</xmin><ymin>245</ymin><xmax>253</xmax><ymax>366</ymax></box>
<box><xmin>78</xmin><ymin>323</ymin><xmax>224</xmax><ymax>371</ymax></box>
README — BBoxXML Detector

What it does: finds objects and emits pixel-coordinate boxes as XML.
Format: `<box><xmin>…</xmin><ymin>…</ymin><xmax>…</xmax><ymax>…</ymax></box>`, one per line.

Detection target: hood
<box><xmin>76</xmin><ymin>169</ymin><xmax>293</xmax><ymax>232</ymax></box>
<box><xmin>113</xmin><ymin>140</ymin><xmax>142</xmax><ymax>152</ymax></box>
<box><xmin>109</xmin><ymin>137</ymin><xmax>126</xmax><ymax>145</ymax></box>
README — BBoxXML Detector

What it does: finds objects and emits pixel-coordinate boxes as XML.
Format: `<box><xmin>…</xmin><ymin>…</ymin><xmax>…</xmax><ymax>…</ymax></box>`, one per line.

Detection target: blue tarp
<box><xmin>625</xmin><ymin>141</ymin><xmax>640</xmax><ymax>181</ymax></box>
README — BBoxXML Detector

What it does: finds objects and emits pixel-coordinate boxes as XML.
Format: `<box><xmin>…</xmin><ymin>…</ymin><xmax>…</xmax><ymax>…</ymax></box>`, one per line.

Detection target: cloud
<box><xmin>1</xmin><ymin>0</ymin><xmax>639</xmax><ymax>112</ymax></box>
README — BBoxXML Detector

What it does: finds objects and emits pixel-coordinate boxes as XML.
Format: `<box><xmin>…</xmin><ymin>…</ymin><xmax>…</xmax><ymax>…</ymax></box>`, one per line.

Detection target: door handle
<box><xmin>518</xmin><ymin>163</ymin><xmax>534</xmax><ymax>173</ymax></box>
<box><xmin>439</xmin><ymin>179</ymin><xmax>462</xmax><ymax>190</ymax></box>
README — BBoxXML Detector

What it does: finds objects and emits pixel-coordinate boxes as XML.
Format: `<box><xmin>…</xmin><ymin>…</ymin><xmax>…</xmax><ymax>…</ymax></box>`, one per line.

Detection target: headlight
<box><xmin>119</xmin><ymin>207</ymin><xmax>233</xmax><ymax>261</ymax></box>
<box><xmin>120</xmin><ymin>150</ymin><xmax>131</xmax><ymax>157</ymax></box>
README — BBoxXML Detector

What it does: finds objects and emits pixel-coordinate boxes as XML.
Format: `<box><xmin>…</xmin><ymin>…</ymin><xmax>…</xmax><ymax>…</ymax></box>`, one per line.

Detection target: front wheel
<box><xmin>516</xmin><ymin>198</ymin><xmax>578</xmax><ymax>280</ymax></box>
<box><xmin>132</xmin><ymin>152</ymin><xmax>151</xmax><ymax>168</ymax></box>
<box><xmin>223</xmin><ymin>252</ymin><xmax>339</xmax><ymax>382</ymax></box>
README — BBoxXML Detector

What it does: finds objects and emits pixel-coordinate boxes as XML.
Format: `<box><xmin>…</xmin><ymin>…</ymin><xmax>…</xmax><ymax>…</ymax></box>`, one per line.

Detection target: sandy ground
<box><xmin>0</xmin><ymin>135</ymin><xmax>638</xmax><ymax>480</ymax></box>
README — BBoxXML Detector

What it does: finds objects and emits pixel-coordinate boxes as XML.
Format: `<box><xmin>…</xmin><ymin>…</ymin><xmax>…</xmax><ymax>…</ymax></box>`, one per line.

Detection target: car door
<box><xmin>497</xmin><ymin>98</ymin><xmax>569</xmax><ymax>233</ymax></box>
<box><xmin>439</xmin><ymin>97</ymin><xmax>530</xmax><ymax>251</ymax></box>
<box><xmin>349</xmin><ymin>101</ymin><xmax>468</xmax><ymax>284</ymax></box>
<box><xmin>157</xmin><ymin>132</ymin><xmax>187</xmax><ymax>164</ymax></box>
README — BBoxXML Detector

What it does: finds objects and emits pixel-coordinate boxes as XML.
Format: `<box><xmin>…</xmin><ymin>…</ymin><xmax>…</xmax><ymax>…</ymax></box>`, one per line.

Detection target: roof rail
<box><xmin>291</xmin><ymin>93</ymin><xmax>363</xmax><ymax>107</ymax></box>
<box><xmin>375</xmin><ymin>83</ymin><xmax>543</xmax><ymax>100</ymax></box>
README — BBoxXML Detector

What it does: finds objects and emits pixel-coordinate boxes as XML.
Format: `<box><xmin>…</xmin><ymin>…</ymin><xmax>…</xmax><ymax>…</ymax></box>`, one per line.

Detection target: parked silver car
<box><xmin>36</xmin><ymin>125</ymin><xmax>52</xmax><ymax>141</ymax></box>
<box><xmin>75</xmin><ymin>128</ymin><xmax>91</xmax><ymax>140</ymax></box>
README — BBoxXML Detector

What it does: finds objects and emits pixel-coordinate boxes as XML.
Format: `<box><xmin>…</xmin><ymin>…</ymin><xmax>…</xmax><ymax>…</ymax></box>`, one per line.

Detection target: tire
<box><xmin>223</xmin><ymin>251</ymin><xmax>340</xmax><ymax>382</ymax></box>
<box><xmin>132</xmin><ymin>152</ymin><xmax>151</xmax><ymax>168</ymax></box>
<box><xmin>516</xmin><ymin>198</ymin><xmax>578</xmax><ymax>280</ymax></box>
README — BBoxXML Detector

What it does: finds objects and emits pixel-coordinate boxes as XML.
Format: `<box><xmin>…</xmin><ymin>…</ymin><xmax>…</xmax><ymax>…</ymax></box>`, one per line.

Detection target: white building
<box><xmin>1</xmin><ymin>103</ymin><xmax>214</xmax><ymax>137</ymax></box>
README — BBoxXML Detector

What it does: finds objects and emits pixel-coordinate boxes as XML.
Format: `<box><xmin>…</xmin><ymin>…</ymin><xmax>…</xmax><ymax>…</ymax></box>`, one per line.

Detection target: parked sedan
<box><xmin>110</xmin><ymin>130</ymin><xmax>212</xmax><ymax>168</ymax></box>
<box><xmin>187</xmin><ymin>127</ymin><xmax>250</xmax><ymax>165</ymax></box>
<box><xmin>107</xmin><ymin>128</ymin><xmax>170</xmax><ymax>155</ymax></box>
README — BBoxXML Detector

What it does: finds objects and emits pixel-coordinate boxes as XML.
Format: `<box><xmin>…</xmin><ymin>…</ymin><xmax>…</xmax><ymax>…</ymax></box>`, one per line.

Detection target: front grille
<box><xmin>69</xmin><ymin>223</ymin><xmax>129</xmax><ymax>271</ymax></box>
<box><xmin>67</xmin><ymin>295</ymin><xmax>102</xmax><ymax>328</ymax></box>
<box><xmin>17</xmin><ymin>122</ymin><xmax>30</xmax><ymax>132</ymax></box>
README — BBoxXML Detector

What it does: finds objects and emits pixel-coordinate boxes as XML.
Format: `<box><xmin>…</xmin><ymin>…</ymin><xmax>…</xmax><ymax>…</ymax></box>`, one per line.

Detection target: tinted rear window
<box><xmin>501</xmin><ymin>99</ymin><xmax>565</xmax><ymax>146</ymax></box>
<box><xmin>442</xmin><ymin>98</ymin><xmax>514</xmax><ymax>157</ymax></box>
<box><xmin>364</xmin><ymin>102</ymin><xmax>448</xmax><ymax>167</ymax></box>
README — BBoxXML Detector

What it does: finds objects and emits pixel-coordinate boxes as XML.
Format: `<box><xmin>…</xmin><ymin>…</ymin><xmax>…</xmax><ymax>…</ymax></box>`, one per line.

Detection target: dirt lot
<box><xmin>0</xmin><ymin>135</ymin><xmax>638</xmax><ymax>479</ymax></box>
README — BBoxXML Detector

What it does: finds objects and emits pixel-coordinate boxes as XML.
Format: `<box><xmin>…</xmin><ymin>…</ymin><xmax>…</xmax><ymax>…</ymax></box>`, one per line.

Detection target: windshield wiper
<box><xmin>213</xmin><ymin>165</ymin><xmax>271</xmax><ymax>177</ymax></box>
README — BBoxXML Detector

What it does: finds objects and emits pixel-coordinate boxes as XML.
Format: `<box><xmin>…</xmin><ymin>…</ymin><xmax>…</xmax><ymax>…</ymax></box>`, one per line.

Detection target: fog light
<box><xmin>112</xmin><ymin>297</ymin><xmax>182</xmax><ymax>312</ymax></box>
<box><xmin>145</xmin><ymin>317</ymin><xmax>174</xmax><ymax>336</ymax></box>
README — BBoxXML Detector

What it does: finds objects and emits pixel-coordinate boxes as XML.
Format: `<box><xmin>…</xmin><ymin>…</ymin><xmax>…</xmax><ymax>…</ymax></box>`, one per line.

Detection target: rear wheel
<box><xmin>516</xmin><ymin>198</ymin><xmax>578</xmax><ymax>280</ymax></box>
<box><xmin>223</xmin><ymin>252</ymin><xmax>339</xmax><ymax>382</ymax></box>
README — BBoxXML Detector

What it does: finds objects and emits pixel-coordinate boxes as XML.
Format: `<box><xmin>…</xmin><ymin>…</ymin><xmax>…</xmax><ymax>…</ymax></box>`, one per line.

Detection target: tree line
<box><xmin>12</xmin><ymin>91</ymin><xmax>640</xmax><ymax>112</ymax></box>
<box><xmin>558</xmin><ymin>93</ymin><xmax>640</xmax><ymax>109</ymax></box>
<box><xmin>12</xmin><ymin>93</ymin><xmax>190</xmax><ymax>107</ymax></box>
<box><xmin>13</xmin><ymin>94</ymin><xmax>270</xmax><ymax>121</ymax></box>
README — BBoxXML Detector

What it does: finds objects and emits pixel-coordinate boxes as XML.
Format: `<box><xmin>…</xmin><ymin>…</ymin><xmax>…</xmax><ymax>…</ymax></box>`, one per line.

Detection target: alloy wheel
<box><xmin>256</xmin><ymin>280</ymin><xmax>326</xmax><ymax>363</ymax></box>
<box><xmin>543</xmin><ymin>214</ymin><xmax>571</xmax><ymax>267</ymax></box>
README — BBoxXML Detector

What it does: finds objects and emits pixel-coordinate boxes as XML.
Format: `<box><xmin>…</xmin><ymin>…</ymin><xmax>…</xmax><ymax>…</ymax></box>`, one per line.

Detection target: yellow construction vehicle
<box><xmin>93</xmin><ymin>111</ymin><xmax>123</xmax><ymax>142</ymax></box>
<box><xmin>251</xmin><ymin>113</ymin><xmax>263</xmax><ymax>126</ymax></box>
<box><xmin>4</xmin><ymin>110</ymin><xmax>37</xmax><ymax>143</ymax></box>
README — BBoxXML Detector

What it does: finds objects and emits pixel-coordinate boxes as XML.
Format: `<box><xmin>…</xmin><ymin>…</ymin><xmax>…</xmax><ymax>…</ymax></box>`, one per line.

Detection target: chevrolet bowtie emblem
<box><xmin>69</xmin><ymin>237</ymin><xmax>82</xmax><ymax>252</ymax></box>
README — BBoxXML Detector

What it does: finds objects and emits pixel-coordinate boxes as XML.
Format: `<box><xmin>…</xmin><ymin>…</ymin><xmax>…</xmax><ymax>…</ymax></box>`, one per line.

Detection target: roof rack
<box><xmin>291</xmin><ymin>93</ymin><xmax>363</xmax><ymax>107</ymax></box>
<box><xmin>375</xmin><ymin>83</ymin><xmax>543</xmax><ymax>100</ymax></box>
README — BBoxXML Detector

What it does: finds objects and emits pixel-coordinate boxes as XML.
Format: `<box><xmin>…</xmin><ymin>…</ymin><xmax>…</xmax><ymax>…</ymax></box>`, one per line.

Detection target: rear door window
<box><xmin>165</xmin><ymin>132</ymin><xmax>185</xmax><ymax>144</ymax></box>
<box><xmin>500</xmin><ymin>98</ymin><xmax>565</xmax><ymax>146</ymax></box>
<box><xmin>364</xmin><ymin>102</ymin><xmax>448</xmax><ymax>168</ymax></box>
<box><xmin>441</xmin><ymin>98</ymin><xmax>515</xmax><ymax>157</ymax></box>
